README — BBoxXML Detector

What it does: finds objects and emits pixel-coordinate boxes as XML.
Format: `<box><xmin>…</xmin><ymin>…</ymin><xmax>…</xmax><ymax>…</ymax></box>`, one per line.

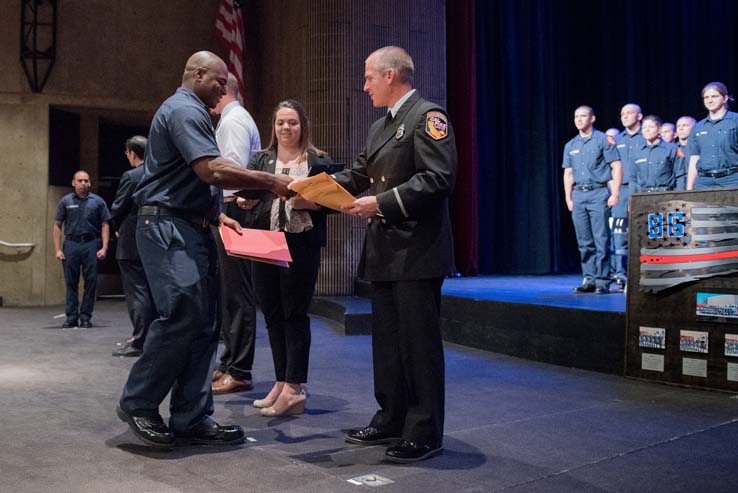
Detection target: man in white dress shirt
<box><xmin>210</xmin><ymin>73</ymin><xmax>263</xmax><ymax>394</ymax></box>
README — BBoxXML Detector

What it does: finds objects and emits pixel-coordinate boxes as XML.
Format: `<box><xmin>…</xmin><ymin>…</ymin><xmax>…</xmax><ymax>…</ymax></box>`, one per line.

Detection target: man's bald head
<box><xmin>225</xmin><ymin>73</ymin><xmax>240</xmax><ymax>98</ymax></box>
<box><xmin>182</xmin><ymin>51</ymin><xmax>225</xmax><ymax>83</ymax></box>
<box><xmin>211</xmin><ymin>73</ymin><xmax>242</xmax><ymax>115</ymax></box>
<box><xmin>181</xmin><ymin>51</ymin><xmax>228</xmax><ymax>109</ymax></box>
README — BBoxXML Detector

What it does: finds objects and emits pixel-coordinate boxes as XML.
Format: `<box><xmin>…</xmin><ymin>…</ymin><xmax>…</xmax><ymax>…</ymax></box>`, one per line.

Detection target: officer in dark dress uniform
<box><xmin>52</xmin><ymin>170</ymin><xmax>111</xmax><ymax>328</ymax></box>
<box><xmin>116</xmin><ymin>51</ymin><xmax>293</xmax><ymax>448</ymax></box>
<box><xmin>674</xmin><ymin>116</ymin><xmax>695</xmax><ymax>190</ymax></box>
<box><xmin>563</xmin><ymin>106</ymin><xmax>622</xmax><ymax>294</ymax></box>
<box><xmin>110</xmin><ymin>136</ymin><xmax>154</xmax><ymax>357</ymax></box>
<box><xmin>687</xmin><ymin>82</ymin><xmax>738</xmax><ymax>190</ymax></box>
<box><xmin>335</xmin><ymin>46</ymin><xmax>456</xmax><ymax>463</ymax></box>
<box><xmin>630</xmin><ymin>115</ymin><xmax>678</xmax><ymax>192</ymax></box>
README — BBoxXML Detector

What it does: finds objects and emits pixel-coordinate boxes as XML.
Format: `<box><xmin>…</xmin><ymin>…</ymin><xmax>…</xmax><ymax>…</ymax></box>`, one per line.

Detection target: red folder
<box><xmin>219</xmin><ymin>226</ymin><xmax>292</xmax><ymax>267</ymax></box>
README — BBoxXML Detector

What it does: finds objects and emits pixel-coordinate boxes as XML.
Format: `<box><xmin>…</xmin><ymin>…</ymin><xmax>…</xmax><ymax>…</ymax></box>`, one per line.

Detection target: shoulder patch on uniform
<box><xmin>606</xmin><ymin>135</ymin><xmax>616</xmax><ymax>145</ymax></box>
<box><xmin>425</xmin><ymin>111</ymin><xmax>448</xmax><ymax>140</ymax></box>
<box><xmin>677</xmin><ymin>148</ymin><xmax>685</xmax><ymax>159</ymax></box>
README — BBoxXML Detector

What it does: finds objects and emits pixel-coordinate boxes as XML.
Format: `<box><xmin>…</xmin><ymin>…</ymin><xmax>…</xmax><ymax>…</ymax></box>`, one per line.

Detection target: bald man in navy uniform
<box><xmin>116</xmin><ymin>51</ymin><xmax>292</xmax><ymax>448</ymax></box>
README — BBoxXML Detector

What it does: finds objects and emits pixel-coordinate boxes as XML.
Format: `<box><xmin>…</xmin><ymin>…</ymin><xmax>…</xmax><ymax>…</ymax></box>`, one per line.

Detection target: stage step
<box><xmin>309</xmin><ymin>296</ymin><xmax>372</xmax><ymax>335</ymax></box>
<box><xmin>311</xmin><ymin>291</ymin><xmax>626</xmax><ymax>375</ymax></box>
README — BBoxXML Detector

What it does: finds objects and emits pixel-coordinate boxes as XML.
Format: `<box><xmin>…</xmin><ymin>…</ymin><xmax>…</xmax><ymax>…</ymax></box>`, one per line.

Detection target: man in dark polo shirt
<box><xmin>52</xmin><ymin>170</ymin><xmax>111</xmax><ymax>328</ymax></box>
<box><xmin>117</xmin><ymin>51</ymin><xmax>293</xmax><ymax>448</ymax></box>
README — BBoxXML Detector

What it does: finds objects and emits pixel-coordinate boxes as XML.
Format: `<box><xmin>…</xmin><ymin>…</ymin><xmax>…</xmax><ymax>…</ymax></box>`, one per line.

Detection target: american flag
<box><xmin>215</xmin><ymin>0</ymin><xmax>245</xmax><ymax>102</ymax></box>
<box><xmin>638</xmin><ymin>202</ymin><xmax>738</xmax><ymax>292</ymax></box>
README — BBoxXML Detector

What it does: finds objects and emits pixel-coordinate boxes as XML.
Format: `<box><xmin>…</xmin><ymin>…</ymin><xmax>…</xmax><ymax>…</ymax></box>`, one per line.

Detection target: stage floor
<box><xmin>1</xmin><ymin>300</ymin><xmax>736</xmax><ymax>492</ymax></box>
<box><xmin>442</xmin><ymin>274</ymin><xmax>626</xmax><ymax>313</ymax></box>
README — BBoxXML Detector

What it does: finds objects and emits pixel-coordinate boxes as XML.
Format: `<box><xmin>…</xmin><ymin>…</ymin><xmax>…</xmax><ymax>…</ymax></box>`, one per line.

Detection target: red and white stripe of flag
<box><xmin>215</xmin><ymin>0</ymin><xmax>245</xmax><ymax>102</ymax></box>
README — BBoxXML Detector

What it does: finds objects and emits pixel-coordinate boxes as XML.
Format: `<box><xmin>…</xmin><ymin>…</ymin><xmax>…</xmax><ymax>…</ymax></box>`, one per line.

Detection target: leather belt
<box><xmin>138</xmin><ymin>205</ymin><xmax>211</xmax><ymax>228</ymax></box>
<box><xmin>699</xmin><ymin>166</ymin><xmax>738</xmax><ymax>178</ymax></box>
<box><xmin>573</xmin><ymin>183</ymin><xmax>606</xmax><ymax>191</ymax></box>
<box><xmin>65</xmin><ymin>234</ymin><xmax>96</xmax><ymax>243</ymax></box>
<box><xmin>644</xmin><ymin>186</ymin><xmax>672</xmax><ymax>192</ymax></box>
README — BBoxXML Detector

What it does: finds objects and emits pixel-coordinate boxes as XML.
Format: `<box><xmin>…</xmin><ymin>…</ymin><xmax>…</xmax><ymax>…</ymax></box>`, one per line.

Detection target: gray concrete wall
<box><xmin>0</xmin><ymin>0</ymin><xmax>220</xmax><ymax>306</ymax></box>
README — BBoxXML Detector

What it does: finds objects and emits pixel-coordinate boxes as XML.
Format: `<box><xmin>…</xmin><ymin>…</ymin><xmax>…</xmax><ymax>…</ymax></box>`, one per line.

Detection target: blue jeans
<box><xmin>119</xmin><ymin>215</ymin><xmax>219</xmax><ymax>433</ymax></box>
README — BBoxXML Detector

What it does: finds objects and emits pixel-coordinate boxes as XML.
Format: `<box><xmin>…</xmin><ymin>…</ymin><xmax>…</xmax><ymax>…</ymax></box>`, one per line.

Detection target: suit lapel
<box><xmin>264</xmin><ymin>150</ymin><xmax>277</xmax><ymax>174</ymax></box>
<box><xmin>367</xmin><ymin>91</ymin><xmax>421</xmax><ymax>160</ymax></box>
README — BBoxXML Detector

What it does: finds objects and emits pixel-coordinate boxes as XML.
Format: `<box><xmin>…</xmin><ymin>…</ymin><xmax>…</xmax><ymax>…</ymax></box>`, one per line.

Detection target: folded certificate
<box><xmin>288</xmin><ymin>172</ymin><xmax>355</xmax><ymax>212</ymax></box>
<box><xmin>219</xmin><ymin>226</ymin><xmax>292</xmax><ymax>267</ymax></box>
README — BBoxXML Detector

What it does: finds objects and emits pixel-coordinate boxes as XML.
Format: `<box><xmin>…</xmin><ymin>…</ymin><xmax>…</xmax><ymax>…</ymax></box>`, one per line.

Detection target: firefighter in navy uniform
<box><xmin>52</xmin><ymin>170</ymin><xmax>111</xmax><ymax>328</ymax></box>
<box><xmin>116</xmin><ymin>51</ymin><xmax>292</xmax><ymax>448</ymax></box>
<box><xmin>611</xmin><ymin>103</ymin><xmax>644</xmax><ymax>289</ymax></box>
<box><xmin>674</xmin><ymin>116</ymin><xmax>695</xmax><ymax>191</ymax></box>
<box><xmin>563</xmin><ymin>106</ymin><xmax>622</xmax><ymax>295</ymax></box>
<box><xmin>687</xmin><ymin>82</ymin><xmax>738</xmax><ymax>190</ymax></box>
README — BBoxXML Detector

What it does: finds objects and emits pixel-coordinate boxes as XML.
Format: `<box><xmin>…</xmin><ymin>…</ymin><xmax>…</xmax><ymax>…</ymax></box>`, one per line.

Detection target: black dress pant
<box><xmin>118</xmin><ymin>258</ymin><xmax>155</xmax><ymax>349</ymax></box>
<box><xmin>369</xmin><ymin>277</ymin><xmax>445</xmax><ymax>446</ymax></box>
<box><xmin>212</xmin><ymin>202</ymin><xmax>257</xmax><ymax>381</ymax></box>
<box><xmin>252</xmin><ymin>231</ymin><xmax>321</xmax><ymax>384</ymax></box>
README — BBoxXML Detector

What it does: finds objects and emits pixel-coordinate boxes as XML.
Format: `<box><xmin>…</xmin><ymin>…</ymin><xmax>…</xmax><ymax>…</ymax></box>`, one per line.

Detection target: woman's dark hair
<box><xmin>264</xmin><ymin>99</ymin><xmax>324</xmax><ymax>156</ymax></box>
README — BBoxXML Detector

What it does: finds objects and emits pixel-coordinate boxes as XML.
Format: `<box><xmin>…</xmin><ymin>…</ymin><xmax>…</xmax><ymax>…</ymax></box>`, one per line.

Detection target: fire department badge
<box><xmin>425</xmin><ymin>111</ymin><xmax>448</xmax><ymax>140</ymax></box>
<box><xmin>396</xmin><ymin>124</ymin><xmax>405</xmax><ymax>140</ymax></box>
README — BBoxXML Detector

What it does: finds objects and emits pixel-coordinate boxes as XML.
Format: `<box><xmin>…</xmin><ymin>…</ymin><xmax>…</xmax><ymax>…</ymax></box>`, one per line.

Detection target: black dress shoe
<box><xmin>61</xmin><ymin>319</ymin><xmax>78</xmax><ymax>328</ymax></box>
<box><xmin>594</xmin><ymin>286</ymin><xmax>610</xmax><ymax>295</ymax></box>
<box><xmin>79</xmin><ymin>320</ymin><xmax>92</xmax><ymax>328</ymax></box>
<box><xmin>573</xmin><ymin>284</ymin><xmax>595</xmax><ymax>293</ymax></box>
<box><xmin>385</xmin><ymin>440</ymin><xmax>443</xmax><ymax>463</ymax></box>
<box><xmin>116</xmin><ymin>405</ymin><xmax>174</xmax><ymax>447</ymax></box>
<box><xmin>345</xmin><ymin>426</ymin><xmax>401</xmax><ymax>445</ymax></box>
<box><xmin>112</xmin><ymin>343</ymin><xmax>143</xmax><ymax>357</ymax></box>
<box><xmin>174</xmin><ymin>416</ymin><xmax>245</xmax><ymax>446</ymax></box>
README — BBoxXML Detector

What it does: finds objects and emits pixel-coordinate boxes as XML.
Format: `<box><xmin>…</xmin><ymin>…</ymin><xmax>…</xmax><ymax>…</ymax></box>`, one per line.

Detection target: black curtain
<box><xmin>472</xmin><ymin>0</ymin><xmax>738</xmax><ymax>274</ymax></box>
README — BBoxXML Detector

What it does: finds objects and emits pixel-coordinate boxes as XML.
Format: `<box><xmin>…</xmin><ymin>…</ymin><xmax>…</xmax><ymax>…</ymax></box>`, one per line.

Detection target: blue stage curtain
<box><xmin>460</xmin><ymin>0</ymin><xmax>738</xmax><ymax>275</ymax></box>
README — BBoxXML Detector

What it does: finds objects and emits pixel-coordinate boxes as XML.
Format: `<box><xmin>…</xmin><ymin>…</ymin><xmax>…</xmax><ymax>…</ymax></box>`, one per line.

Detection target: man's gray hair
<box><xmin>368</xmin><ymin>46</ymin><xmax>414</xmax><ymax>84</ymax></box>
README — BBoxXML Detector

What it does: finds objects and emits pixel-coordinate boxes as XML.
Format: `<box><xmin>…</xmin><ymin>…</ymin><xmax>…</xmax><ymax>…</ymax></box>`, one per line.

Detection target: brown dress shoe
<box><xmin>212</xmin><ymin>370</ymin><xmax>225</xmax><ymax>382</ymax></box>
<box><xmin>212</xmin><ymin>374</ymin><xmax>253</xmax><ymax>395</ymax></box>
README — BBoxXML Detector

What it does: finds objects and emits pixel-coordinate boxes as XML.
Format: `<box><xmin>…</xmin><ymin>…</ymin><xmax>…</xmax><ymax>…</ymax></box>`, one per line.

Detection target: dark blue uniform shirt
<box><xmin>133</xmin><ymin>87</ymin><xmax>222</xmax><ymax>221</ymax></box>
<box><xmin>688</xmin><ymin>111</ymin><xmax>738</xmax><ymax>171</ymax></box>
<box><xmin>55</xmin><ymin>193</ymin><xmax>111</xmax><ymax>238</ymax></box>
<box><xmin>674</xmin><ymin>142</ymin><xmax>691</xmax><ymax>178</ymax></box>
<box><xmin>615</xmin><ymin>129</ymin><xmax>644</xmax><ymax>185</ymax></box>
<box><xmin>562</xmin><ymin>129</ymin><xmax>620</xmax><ymax>184</ymax></box>
<box><xmin>631</xmin><ymin>140</ymin><xmax>677</xmax><ymax>191</ymax></box>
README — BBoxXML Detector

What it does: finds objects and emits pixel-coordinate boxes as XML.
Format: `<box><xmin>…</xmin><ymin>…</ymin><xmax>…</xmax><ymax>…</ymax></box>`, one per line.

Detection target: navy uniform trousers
<box><xmin>119</xmin><ymin>215</ymin><xmax>219</xmax><ymax>432</ymax></box>
<box><xmin>62</xmin><ymin>238</ymin><xmax>100</xmax><ymax>322</ymax></box>
<box><xmin>572</xmin><ymin>187</ymin><xmax>611</xmax><ymax>288</ymax></box>
<box><xmin>609</xmin><ymin>185</ymin><xmax>629</xmax><ymax>282</ymax></box>
<box><xmin>695</xmin><ymin>172</ymin><xmax>738</xmax><ymax>189</ymax></box>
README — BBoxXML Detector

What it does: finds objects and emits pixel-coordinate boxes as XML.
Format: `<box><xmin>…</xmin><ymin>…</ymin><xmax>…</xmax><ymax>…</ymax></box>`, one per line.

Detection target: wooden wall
<box><xmin>244</xmin><ymin>0</ymin><xmax>448</xmax><ymax>295</ymax></box>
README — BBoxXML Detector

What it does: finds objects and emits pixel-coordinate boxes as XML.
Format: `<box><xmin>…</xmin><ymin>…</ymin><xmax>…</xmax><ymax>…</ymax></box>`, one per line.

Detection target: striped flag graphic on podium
<box><xmin>215</xmin><ymin>0</ymin><xmax>245</xmax><ymax>102</ymax></box>
<box><xmin>638</xmin><ymin>203</ymin><xmax>738</xmax><ymax>292</ymax></box>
